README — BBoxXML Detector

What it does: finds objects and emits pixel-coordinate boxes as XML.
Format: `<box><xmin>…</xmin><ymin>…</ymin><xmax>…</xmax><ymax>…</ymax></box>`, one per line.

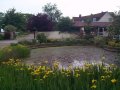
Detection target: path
<box><xmin>0</xmin><ymin>34</ymin><xmax>34</xmax><ymax>48</ymax></box>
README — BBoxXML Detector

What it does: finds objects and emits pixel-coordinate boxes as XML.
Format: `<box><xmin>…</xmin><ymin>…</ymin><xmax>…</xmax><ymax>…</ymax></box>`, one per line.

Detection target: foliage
<box><xmin>0</xmin><ymin>44</ymin><xmax>30</xmax><ymax>61</ymax></box>
<box><xmin>0</xmin><ymin>12</ymin><xmax>4</xmax><ymax>28</ymax></box>
<box><xmin>83</xmin><ymin>35</ymin><xmax>94</xmax><ymax>40</ymax></box>
<box><xmin>108</xmin><ymin>11</ymin><xmax>120</xmax><ymax>38</ymax></box>
<box><xmin>84</xmin><ymin>18</ymin><xmax>93</xmax><ymax>36</ymax></box>
<box><xmin>27</xmin><ymin>13</ymin><xmax>53</xmax><ymax>32</ymax></box>
<box><xmin>37</xmin><ymin>33</ymin><xmax>48</xmax><ymax>43</ymax></box>
<box><xmin>4</xmin><ymin>25</ymin><xmax>17</xmax><ymax>32</ymax></box>
<box><xmin>94</xmin><ymin>36</ymin><xmax>106</xmax><ymax>47</ymax></box>
<box><xmin>108</xmin><ymin>40</ymin><xmax>120</xmax><ymax>47</ymax></box>
<box><xmin>0</xmin><ymin>59</ymin><xmax>120</xmax><ymax>90</ymax></box>
<box><xmin>57</xmin><ymin>17</ymin><xmax>73</xmax><ymax>32</ymax></box>
<box><xmin>47</xmin><ymin>38</ymin><xmax>93</xmax><ymax>46</ymax></box>
<box><xmin>0</xmin><ymin>34</ymin><xmax>4</xmax><ymax>40</ymax></box>
<box><xmin>18</xmin><ymin>40</ymin><xmax>36</xmax><ymax>45</ymax></box>
<box><xmin>2</xmin><ymin>8</ymin><xmax>26</xmax><ymax>31</ymax></box>
<box><xmin>4</xmin><ymin>25</ymin><xmax>17</xmax><ymax>39</ymax></box>
<box><xmin>42</xmin><ymin>3</ymin><xmax>62</xmax><ymax>23</ymax></box>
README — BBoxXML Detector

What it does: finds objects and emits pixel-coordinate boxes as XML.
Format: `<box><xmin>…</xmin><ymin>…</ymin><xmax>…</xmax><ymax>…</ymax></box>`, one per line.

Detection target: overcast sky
<box><xmin>0</xmin><ymin>0</ymin><xmax>120</xmax><ymax>18</ymax></box>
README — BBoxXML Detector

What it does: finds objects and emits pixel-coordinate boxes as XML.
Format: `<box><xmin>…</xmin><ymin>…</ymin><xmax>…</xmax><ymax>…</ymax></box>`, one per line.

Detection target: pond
<box><xmin>26</xmin><ymin>46</ymin><xmax>119</xmax><ymax>68</ymax></box>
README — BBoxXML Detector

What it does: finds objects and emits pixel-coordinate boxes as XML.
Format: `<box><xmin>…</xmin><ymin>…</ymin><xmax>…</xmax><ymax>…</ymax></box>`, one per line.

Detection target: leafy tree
<box><xmin>57</xmin><ymin>17</ymin><xmax>73</xmax><ymax>32</ymax></box>
<box><xmin>27</xmin><ymin>13</ymin><xmax>53</xmax><ymax>39</ymax></box>
<box><xmin>112</xmin><ymin>11</ymin><xmax>120</xmax><ymax>35</ymax></box>
<box><xmin>4</xmin><ymin>25</ymin><xmax>17</xmax><ymax>39</ymax></box>
<box><xmin>108</xmin><ymin>11</ymin><xmax>120</xmax><ymax>40</ymax></box>
<box><xmin>2</xmin><ymin>8</ymin><xmax>26</xmax><ymax>31</ymax></box>
<box><xmin>4</xmin><ymin>25</ymin><xmax>17</xmax><ymax>32</ymax></box>
<box><xmin>0</xmin><ymin>12</ymin><xmax>4</xmax><ymax>28</ymax></box>
<box><xmin>27</xmin><ymin>13</ymin><xmax>53</xmax><ymax>32</ymax></box>
<box><xmin>42</xmin><ymin>3</ymin><xmax>62</xmax><ymax>23</ymax></box>
<box><xmin>84</xmin><ymin>18</ymin><xmax>92</xmax><ymax>35</ymax></box>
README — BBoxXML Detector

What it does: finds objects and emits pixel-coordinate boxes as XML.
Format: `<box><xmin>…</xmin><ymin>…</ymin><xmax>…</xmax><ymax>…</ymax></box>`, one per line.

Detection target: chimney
<box><xmin>79</xmin><ymin>14</ymin><xmax>81</xmax><ymax>17</ymax></box>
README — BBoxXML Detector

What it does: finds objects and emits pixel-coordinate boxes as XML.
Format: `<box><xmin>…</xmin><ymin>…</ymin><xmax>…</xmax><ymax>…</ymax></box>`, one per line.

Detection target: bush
<box><xmin>0</xmin><ymin>34</ymin><xmax>4</xmax><ymax>40</ymax></box>
<box><xmin>108</xmin><ymin>40</ymin><xmax>120</xmax><ymax>47</ymax></box>
<box><xmin>94</xmin><ymin>36</ymin><xmax>106</xmax><ymax>47</ymax></box>
<box><xmin>4</xmin><ymin>25</ymin><xmax>17</xmax><ymax>39</ymax></box>
<box><xmin>36</xmin><ymin>33</ymin><xmax>47</xmax><ymax>43</ymax></box>
<box><xmin>4</xmin><ymin>25</ymin><xmax>17</xmax><ymax>32</ymax></box>
<box><xmin>84</xmin><ymin>35</ymin><xmax>94</xmax><ymax>40</ymax></box>
<box><xmin>0</xmin><ymin>44</ymin><xmax>30</xmax><ymax>61</ymax></box>
<box><xmin>18</xmin><ymin>40</ymin><xmax>36</xmax><ymax>45</ymax></box>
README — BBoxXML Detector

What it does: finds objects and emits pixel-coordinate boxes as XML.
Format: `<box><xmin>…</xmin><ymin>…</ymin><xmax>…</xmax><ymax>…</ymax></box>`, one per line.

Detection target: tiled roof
<box><xmin>80</xmin><ymin>12</ymin><xmax>106</xmax><ymax>21</ymax></box>
<box><xmin>73</xmin><ymin>12</ymin><xmax>112</xmax><ymax>27</ymax></box>
<box><xmin>73</xmin><ymin>12</ymin><xmax>107</xmax><ymax>22</ymax></box>
<box><xmin>73</xmin><ymin>22</ymin><xmax>112</xmax><ymax>27</ymax></box>
<box><xmin>73</xmin><ymin>17</ymin><xmax>80</xmax><ymax>21</ymax></box>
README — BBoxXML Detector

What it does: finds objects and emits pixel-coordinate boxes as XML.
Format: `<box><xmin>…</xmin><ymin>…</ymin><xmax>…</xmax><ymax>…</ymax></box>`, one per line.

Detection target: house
<box><xmin>72</xmin><ymin>12</ymin><xmax>113</xmax><ymax>36</ymax></box>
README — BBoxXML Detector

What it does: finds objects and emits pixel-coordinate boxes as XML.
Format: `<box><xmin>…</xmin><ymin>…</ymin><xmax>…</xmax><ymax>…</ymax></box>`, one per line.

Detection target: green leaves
<box><xmin>42</xmin><ymin>3</ymin><xmax>62</xmax><ymax>22</ymax></box>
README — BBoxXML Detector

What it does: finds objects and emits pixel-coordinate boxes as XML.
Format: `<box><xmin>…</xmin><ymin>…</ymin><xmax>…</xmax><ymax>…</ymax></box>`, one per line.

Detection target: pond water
<box><xmin>26</xmin><ymin>46</ymin><xmax>119</xmax><ymax>67</ymax></box>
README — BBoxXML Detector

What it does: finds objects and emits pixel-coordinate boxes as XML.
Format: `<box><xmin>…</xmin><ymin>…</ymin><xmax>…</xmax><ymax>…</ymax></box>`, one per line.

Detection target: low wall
<box><xmin>38</xmin><ymin>31</ymin><xmax>78</xmax><ymax>39</ymax></box>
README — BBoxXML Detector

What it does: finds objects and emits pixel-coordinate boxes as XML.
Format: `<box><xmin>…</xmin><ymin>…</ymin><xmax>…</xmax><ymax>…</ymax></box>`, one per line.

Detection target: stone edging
<box><xmin>103</xmin><ymin>45</ymin><xmax>120</xmax><ymax>52</ymax></box>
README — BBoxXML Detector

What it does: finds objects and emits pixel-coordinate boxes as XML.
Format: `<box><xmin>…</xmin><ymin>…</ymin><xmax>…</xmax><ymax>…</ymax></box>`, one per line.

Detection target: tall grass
<box><xmin>0</xmin><ymin>59</ymin><xmax>120</xmax><ymax>90</ymax></box>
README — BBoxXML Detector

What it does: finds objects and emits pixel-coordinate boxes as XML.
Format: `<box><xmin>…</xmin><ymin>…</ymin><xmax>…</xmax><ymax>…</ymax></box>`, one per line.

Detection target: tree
<box><xmin>84</xmin><ymin>18</ymin><xmax>92</xmax><ymax>35</ymax></box>
<box><xmin>27</xmin><ymin>13</ymin><xmax>53</xmax><ymax>32</ymax></box>
<box><xmin>4</xmin><ymin>25</ymin><xmax>17</xmax><ymax>32</ymax></box>
<box><xmin>2</xmin><ymin>8</ymin><xmax>26</xmax><ymax>31</ymax></box>
<box><xmin>27</xmin><ymin>13</ymin><xmax>53</xmax><ymax>39</ymax></box>
<box><xmin>0</xmin><ymin>12</ymin><xmax>4</xmax><ymax>28</ymax></box>
<box><xmin>108</xmin><ymin>11</ymin><xmax>120</xmax><ymax>40</ymax></box>
<box><xmin>4</xmin><ymin>25</ymin><xmax>17</xmax><ymax>39</ymax></box>
<box><xmin>57</xmin><ymin>17</ymin><xmax>73</xmax><ymax>32</ymax></box>
<box><xmin>42</xmin><ymin>3</ymin><xmax>62</xmax><ymax>23</ymax></box>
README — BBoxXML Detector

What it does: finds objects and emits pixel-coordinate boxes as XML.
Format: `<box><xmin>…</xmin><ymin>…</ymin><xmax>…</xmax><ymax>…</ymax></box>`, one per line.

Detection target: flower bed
<box><xmin>0</xmin><ymin>59</ymin><xmax>120</xmax><ymax>90</ymax></box>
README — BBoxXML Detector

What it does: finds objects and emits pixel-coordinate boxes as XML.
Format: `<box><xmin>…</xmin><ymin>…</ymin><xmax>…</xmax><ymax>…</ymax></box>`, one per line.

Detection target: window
<box><xmin>109</xmin><ymin>18</ymin><xmax>113</xmax><ymax>22</ymax></box>
<box><xmin>93</xmin><ymin>18</ymin><xmax>96</xmax><ymax>22</ymax></box>
<box><xmin>81</xmin><ymin>20</ymin><xmax>84</xmax><ymax>22</ymax></box>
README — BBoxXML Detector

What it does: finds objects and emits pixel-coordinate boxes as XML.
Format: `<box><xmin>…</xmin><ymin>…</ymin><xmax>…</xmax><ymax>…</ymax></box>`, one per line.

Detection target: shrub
<box><xmin>4</xmin><ymin>25</ymin><xmax>17</xmax><ymax>32</ymax></box>
<box><xmin>4</xmin><ymin>25</ymin><xmax>17</xmax><ymax>39</ymax></box>
<box><xmin>18</xmin><ymin>40</ymin><xmax>34</xmax><ymax>45</ymax></box>
<box><xmin>36</xmin><ymin>33</ymin><xmax>47</xmax><ymax>43</ymax></box>
<box><xmin>0</xmin><ymin>44</ymin><xmax>30</xmax><ymax>61</ymax></box>
<box><xmin>84</xmin><ymin>35</ymin><xmax>94</xmax><ymax>40</ymax></box>
<box><xmin>0</xmin><ymin>34</ymin><xmax>4</xmax><ymax>40</ymax></box>
<box><xmin>108</xmin><ymin>40</ymin><xmax>120</xmax><ymax>47</ymax></box>
<box><xmin>108</xmin><ymin>40</ymin><xmax>116</xmax><ymax>47</ymax></box>
<box><xmin>94</xmin><ymin>36</ymin><xmax>106</xmax><ymax>47</ymax></box>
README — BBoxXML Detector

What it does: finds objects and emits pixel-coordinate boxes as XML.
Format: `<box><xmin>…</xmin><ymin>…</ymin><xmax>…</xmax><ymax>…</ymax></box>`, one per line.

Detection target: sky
<box><xmin>0</xmin><ymin>0</ymin><xmax>120</xmax><ymax>18</ymax></box>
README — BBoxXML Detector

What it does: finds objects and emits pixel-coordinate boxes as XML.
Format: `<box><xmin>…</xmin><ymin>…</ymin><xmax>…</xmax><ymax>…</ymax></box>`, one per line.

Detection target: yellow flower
<box><xmin>111</xmin><ymin>79</ymin><xmax>117</xmax><ymax>84</ymax></box>
<box><xmin>75</xmin><ymin>69</ymin><xmax>79</xmax><ymax>72</ymax></box>
<box><xmin>84</xmin><ymin>63</ymin><xmax>92</xmax><ymax>67</ymax></box>
<box><xmin>106</xmin><ymin>75</ymin><xmax>110</xmax><ymax>78</ymax></box>
<box><xmin>43</xmin><ymin>75</ymin><xmax>47</xmax><ymax>79</ymax></box>
<box><xmin>75</xmin><ymin>74</ymin><xmax>80</xmax><ymax>78</ymax></box>
<box><xmin>101</xmin><ymin>76</ymin><xmax>105</xmax><ymax>80</ymax></box>
<box><xmin>92</xmin><ymin>79</ymin><xmax>97</xmax><ymax>84</ymax></box>
<box><xmin>91</xmin><ymin>84</ymin><xmax>97</xmax><ymax>89</ymax></box>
